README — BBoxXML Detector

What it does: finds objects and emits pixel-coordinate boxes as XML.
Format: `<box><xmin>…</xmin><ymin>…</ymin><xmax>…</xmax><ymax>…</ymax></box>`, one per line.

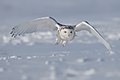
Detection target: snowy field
<box><xmin>0</xmin><ymin>20</ymin><xmax>120</xmax><ymax>80</ymax></box>
<box><xmin>0</xmin><ymin>0</ymin><xmax>120</xmax><ymax>80</ymax></box>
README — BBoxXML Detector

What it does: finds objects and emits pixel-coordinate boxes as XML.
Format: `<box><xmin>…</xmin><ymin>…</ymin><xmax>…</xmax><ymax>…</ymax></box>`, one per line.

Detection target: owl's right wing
<box><xmin>75</xmin><ymin>21</ymin><xmax>112</xmax><ymax>52</ymax></box>
<box><xmin>10</xmin><ymin>17</ymin><xmax>60</xmax><ymax>37</ymax></box>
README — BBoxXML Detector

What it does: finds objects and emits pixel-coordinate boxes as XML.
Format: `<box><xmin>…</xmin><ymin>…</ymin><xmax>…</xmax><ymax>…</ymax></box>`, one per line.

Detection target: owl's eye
<box><xmin>64</xmin><ymin>31</ymin><xmax>67</xmax><ymax>33</ymax></box>
<box><xmin>70</xmin><ymin>31</ymin><xmax>72</xmax><ymax>33</ymax></box>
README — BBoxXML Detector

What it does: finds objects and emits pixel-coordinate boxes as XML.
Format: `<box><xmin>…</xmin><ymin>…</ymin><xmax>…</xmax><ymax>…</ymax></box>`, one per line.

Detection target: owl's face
<box><xmin>59</xmin><ymin>28</ymin><xmax>75</xmax><ymax>40</ymax></box>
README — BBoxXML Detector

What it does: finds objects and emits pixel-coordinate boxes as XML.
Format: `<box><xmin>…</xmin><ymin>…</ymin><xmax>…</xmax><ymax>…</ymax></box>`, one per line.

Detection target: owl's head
<box><xmin>59</xmin><ymin>28</ymin><xmax>75</xmax><ymax>40</ymax></box>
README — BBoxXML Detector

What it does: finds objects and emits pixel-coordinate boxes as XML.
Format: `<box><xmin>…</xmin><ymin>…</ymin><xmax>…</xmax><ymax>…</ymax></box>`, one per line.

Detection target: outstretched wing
<box><xmin>75</xmin><ymin>21</ymin><xmax>111</xmax><ymax>51</ymax></box>
<box><xmin>10</xmin><ymin>17</ymin><xmax>60</xmax><ymax>37</ymax></box>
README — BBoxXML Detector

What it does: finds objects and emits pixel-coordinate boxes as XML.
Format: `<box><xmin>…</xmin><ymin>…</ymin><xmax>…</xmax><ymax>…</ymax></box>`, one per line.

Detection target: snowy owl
<box><xmin>10</xmin><ymin>17</ymin><xmax>111</xmax><ymax>51</ymax></box>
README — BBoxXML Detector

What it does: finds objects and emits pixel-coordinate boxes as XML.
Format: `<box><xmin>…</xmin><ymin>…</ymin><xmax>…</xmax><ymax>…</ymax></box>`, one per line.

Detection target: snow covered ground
<box><xmin>0</xmin><ymin>20</ymin><xmax>120</xmax><ymax>80</ymax></box>
<box><xmin>0</xmin><ymin>0</ymin><xmax>120</xmax><ymax>80</ymax></box>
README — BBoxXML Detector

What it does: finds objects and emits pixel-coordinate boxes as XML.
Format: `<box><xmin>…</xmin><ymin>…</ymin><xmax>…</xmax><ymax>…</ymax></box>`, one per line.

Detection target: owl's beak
<box><xmin>68</xmin><ymin>34</ymin><xmax>71</xmax><ymax>37</ymax></box>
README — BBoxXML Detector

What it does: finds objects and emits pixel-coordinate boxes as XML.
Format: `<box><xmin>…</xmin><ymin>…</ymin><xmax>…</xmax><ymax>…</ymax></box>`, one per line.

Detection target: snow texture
<box><xmin>0</xmin><ymin>0</ymin><xmax>120</xmax><ymax>80</ymax></box>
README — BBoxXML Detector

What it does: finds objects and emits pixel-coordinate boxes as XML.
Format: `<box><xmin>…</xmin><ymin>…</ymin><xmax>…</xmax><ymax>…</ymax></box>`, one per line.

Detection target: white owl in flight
<box><xmin>10</xmin><ymin>17</ymin><xmax>112</xmax><ymax>52</ymax></box>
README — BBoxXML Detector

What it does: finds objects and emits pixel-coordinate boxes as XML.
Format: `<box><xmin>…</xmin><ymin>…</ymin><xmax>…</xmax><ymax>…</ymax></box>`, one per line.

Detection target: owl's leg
<box><xmin>55</xmin><ymin>37</ymin><xmax>61</xmax><ymax>45</ymax></box>
<box><xmin>62</xmin><ymin>40</ymin><xmax>68</xmax><ymax>47</ymax></box>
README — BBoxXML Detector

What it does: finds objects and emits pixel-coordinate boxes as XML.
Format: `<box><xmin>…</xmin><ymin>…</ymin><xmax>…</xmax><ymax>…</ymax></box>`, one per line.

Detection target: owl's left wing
<box><xmin>10</xmin><ymin>17</ymin><xmax>60</xmax><ymax>37</ymax></box>
<box><xmin>75</xmin><ymin>21</ymin><xmax>111</xmax><ymax>51</ymax></box>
